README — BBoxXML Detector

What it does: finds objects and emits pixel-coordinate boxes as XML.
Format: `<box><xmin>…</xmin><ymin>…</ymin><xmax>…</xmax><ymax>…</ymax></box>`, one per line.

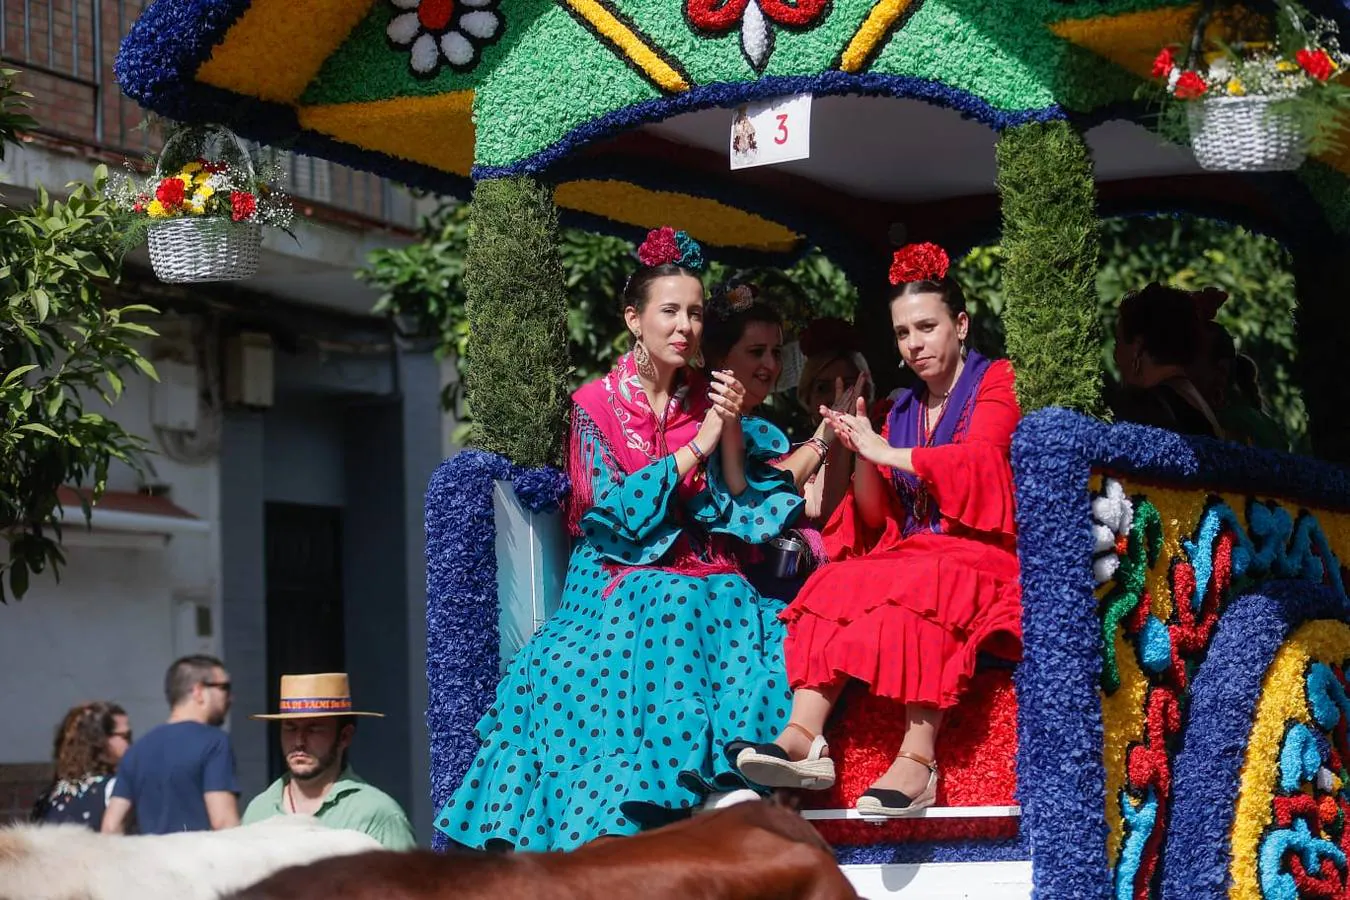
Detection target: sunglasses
<box><xmin>110</xmin><ymin>730</ymin><xmax>133</xmax><ymax>742</ymax></box>
<box><xmin>203</xmin><ymin>680</ymin><xmax>233</xmax><ymax>694</ymax></box>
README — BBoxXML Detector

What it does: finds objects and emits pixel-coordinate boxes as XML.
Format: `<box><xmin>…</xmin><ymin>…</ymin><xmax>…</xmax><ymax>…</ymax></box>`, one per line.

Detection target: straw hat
<box><xmin>251</xmin><ymin>673</ymin><xmax>384</xmax><ymax>720</ymax></box>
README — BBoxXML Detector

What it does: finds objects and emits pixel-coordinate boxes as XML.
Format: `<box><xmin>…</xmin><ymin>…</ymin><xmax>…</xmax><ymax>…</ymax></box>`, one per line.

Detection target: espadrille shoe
<box><xmin>855</xmin><ymin>750</ymin><xmax>938</xmax><ymax>817</ymax></box>
<box><xmin>733</xmin><ymin>722</ymin><xmax>835</xmax><ymax>790</ymax></box>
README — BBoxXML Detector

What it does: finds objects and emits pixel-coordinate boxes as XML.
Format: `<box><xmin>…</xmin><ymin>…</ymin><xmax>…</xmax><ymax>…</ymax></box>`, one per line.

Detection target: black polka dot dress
<box><xmin>434</xmin><ymin>416</ymin><xmax>801</xmax><ymax>851</ymax></box>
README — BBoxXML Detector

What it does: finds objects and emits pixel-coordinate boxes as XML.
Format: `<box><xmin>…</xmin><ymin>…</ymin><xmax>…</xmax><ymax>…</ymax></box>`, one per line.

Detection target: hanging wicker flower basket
<box><xmin>1185</xmin><ymin>94</ymin><xmax>1309</xmax><ymax>172</ymax></box>
<box><xmin>109</xmin><ymin>123</ymin><xmax>293</xmax><ymax>284</ymax></box>
<box><xmin>148</xmin><ymin>217</ymin><xmax>262</xmax><ymax>283</ymax></box>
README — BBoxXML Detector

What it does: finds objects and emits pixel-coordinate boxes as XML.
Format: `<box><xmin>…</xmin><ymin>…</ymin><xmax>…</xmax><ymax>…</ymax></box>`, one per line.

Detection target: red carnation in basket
<box><xmin>888</xmin><ymin>242</ymin><xmax>950</xmax><ymax>286</ymax></box>
<box><xmin>1152</xmin><ymin>47</ymin><xmax>1176</xmax><ymax>80</ymax></box>
<box><xmin>637</xmin><ymin>226</ymin><xmax>681</xmax><ymax>267</ymax></box>
<box><xmin>230</xmin><ymin>191</ymin><xmax>257</xmax><ymax>222</ymax></box>
<box><xmin>1297</xmin><ymin>48</ymin><xmax>1337</xmax><ymax>82</ymax></box>
<box><xmin>1174</xmin><ymin>70</ymin><xmax>1208</xmax><ymax>99</ymax></box>
<box><xmin>155</xmin><ymin>177</ymin><xmax>186</xmax><ymax>209</ymax></box>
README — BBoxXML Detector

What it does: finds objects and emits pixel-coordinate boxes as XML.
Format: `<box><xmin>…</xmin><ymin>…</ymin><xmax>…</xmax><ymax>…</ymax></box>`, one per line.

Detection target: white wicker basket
<box><xmin>146</xmin><ymin>124</ymin><xmax>263</xmax><ymax>283</ymax></box>
<box><xmin>1186</xmin><ymin>94</ymin><xmax>1309</xmax><ymax>172</ymax></box>
<box><xmin>148</xmin><ymin>217</ymin><xmax>262</xmax><ymax>283</ymax></box>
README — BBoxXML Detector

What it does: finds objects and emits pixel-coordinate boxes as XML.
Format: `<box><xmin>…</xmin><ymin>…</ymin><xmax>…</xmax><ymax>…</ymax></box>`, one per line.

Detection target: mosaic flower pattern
<box><xmin>386</xmin><ymin>0</ymin><xmax>501</xmax><ymax>76</ymax></box>
<box><xmin>685</xmin><ymin>0</ymin><xmax>829</xmax><ymax>73</ymax></box>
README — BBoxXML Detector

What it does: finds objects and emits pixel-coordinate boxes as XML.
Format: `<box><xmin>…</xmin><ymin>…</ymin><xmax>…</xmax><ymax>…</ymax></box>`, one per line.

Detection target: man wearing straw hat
<box><xmin>241</xmin><ymin>673</ymin><xmax>415</xmax><ymax>850</ymax></box>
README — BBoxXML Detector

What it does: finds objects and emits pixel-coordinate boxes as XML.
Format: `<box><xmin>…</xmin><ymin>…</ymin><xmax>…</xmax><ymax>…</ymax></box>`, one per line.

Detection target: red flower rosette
<box><xmin>1174</xmin><ymin>71</ymin><xmax>1207</xmax><ymax>99</ymax></box>
<box><xmin>155</xmin><ymin>177</ymin><xmax>185</xmax><ymax>209</ymax></box>
<box><xmin>1152</xmin><ymin>47</ymin><xmax>1176</xmax><ymax>79</ymax></box>
<box><xmin>1297</xmin><ymin>48</ymin><xmax>1337</xmax><ymax>82</ymax></box>
<box><xmin>637</xmin><ymin>226</ymin><xmax>681</xmax><ymax>267</ymax></box>
<box><xmin>230</xmin><ymin>191</ymin><xmax>257</xmax><ymax>222</ymax></box>
<box><xmin>888</xmin><ymin>242</ymin><xmax>950</xmax><ymax>286</ymax></box>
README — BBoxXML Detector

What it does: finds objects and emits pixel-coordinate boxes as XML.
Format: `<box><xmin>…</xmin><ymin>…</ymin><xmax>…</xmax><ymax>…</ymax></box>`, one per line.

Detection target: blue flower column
<box><xmin>463</xmin><ymin>176</ymin><xmax>572</xmax><ymax>468</ymax></box>
<box><xmin>995</xmin><ymin>120</ymin><xmax>1105</xmax><ymax>416</ymax></box>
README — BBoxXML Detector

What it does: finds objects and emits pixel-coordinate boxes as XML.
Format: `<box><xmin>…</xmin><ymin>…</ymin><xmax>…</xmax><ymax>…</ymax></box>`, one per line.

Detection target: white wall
<box><xmin>0</xmin><ymin>543</ymin><xmax>176</xmax><ymax>762</ymax></box>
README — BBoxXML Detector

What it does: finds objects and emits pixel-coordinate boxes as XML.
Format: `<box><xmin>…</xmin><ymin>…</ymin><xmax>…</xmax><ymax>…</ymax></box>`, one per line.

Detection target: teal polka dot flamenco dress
<box><xmin>434</xmin><ymin>357</ymin><xmax>801</xmax><ymax>851</ymax></box>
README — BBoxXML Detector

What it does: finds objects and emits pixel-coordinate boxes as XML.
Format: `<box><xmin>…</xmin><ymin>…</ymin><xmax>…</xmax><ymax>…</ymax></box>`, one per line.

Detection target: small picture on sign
<box><xmin>731</xmin><ymin>106</ymin><xmax>758</xmax><ymax>164</ymax></box>
<box><xmin>729</xmin><ymin>93</ymin><xmax>811</xmax><ymax>171</ymax></box>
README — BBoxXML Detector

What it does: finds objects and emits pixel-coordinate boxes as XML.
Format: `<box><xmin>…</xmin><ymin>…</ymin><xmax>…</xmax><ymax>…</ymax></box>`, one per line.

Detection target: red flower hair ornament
<box><xmin>637</xmin><ymin>226</ymin><xmax>705</xmax><ymax>271</ymax></box>
<box><xmin>888</xmin><ymin>242</ymin><xmax>951</xmax><ymax>286</ymax></box>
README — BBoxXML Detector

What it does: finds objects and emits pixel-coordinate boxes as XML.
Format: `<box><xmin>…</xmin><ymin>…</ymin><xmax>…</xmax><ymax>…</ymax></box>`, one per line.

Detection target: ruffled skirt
<box><xmin>781</xmin><ymin>532</ymin><xmax>1022</xmax><ymax>708</ymax></box>
<box><xmin>434</xmin><ymin>544</ymin><xmax>791</xmax><ymax>852</ymax></box>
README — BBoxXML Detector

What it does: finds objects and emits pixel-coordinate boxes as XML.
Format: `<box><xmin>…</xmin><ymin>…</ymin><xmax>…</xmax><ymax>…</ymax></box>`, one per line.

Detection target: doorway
<box><xmin>264</xmin><ymin>502</ymin><xmax>345</xmax><ymax>781</ymax></box>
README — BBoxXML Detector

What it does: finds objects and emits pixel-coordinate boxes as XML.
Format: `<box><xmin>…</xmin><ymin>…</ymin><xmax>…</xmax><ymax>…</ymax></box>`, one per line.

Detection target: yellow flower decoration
<box><xmin>195</xmin><ymin>185</ymin><xmax>215</xmax><ymax>201</ymax></box>
<box><xmin>1277</xmin><ymin>59</ymin><xmax>1299</xmax><ymax>73</ymax></box>
<box><xmin>188</xmin><ymin>201</ymin><xmax>206</xmax><ymax>215</ymax></box>
<box><xmin>147</xmin><ymin>200</ymin><xmax>168</xmax><ymax>218</ymax></box>
<box><xmin>193</xmin><ymin>172</ymin><xmax>211</xmax><ymax>185</ymax></box>
<box><xmin>181</xmin><ymin>161</ymin><xmax>203</xmax><ymax>174</ymax></box>
<box><xmin>177</xmin><ymin>174</ymin><xmax>195</xmax><ymax>190</ymax></box>
<box><xmin>1227</xmin><ymin>78</ymin><xmax>1246</xmax><ymax>96</ymax></box>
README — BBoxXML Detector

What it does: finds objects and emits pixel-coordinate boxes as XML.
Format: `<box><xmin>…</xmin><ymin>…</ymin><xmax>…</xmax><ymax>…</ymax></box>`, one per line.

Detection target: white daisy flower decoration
<box><xmin>386</xmin><ymin>0</ymin><xmax>502</xmax><ymax>76</ymax></box>
<box><xmin>1091</xmin><ymin>478</ymin><xmax>1134</xmax><ymax>586</ymax></box>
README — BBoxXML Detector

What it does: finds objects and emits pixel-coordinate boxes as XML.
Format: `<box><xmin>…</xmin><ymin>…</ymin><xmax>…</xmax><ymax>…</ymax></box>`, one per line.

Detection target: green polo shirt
<box><xmin>241</xmin><ymin>767</ymin><xmax>416</xmax><ymax>850</ymax></box>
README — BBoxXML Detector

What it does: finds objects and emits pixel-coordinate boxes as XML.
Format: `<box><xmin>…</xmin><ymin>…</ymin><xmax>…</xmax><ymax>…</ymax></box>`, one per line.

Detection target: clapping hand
<box><xmin>708</xmin><ymin>370</ymin><xmax>746</xmax><ymax>422</ymax></box>
<box><xmin>820</xmin><ymin>396</ymin><xmax>891</xmax><ymax>465</ymax></box>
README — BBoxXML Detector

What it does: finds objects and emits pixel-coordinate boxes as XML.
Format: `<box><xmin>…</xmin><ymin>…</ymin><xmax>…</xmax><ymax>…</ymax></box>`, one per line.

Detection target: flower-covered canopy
<box><xmin>116</xmin><ymin>0</ymin><xmax>1350</xmax><ymax>258</ymax></box>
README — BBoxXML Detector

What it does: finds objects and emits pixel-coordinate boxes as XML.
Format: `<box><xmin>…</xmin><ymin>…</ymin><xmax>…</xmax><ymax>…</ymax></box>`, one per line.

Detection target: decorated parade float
<box><xmin>116</xmin><ymin>0</ymin><xmax>1350</xmax><ymax>896</ymax></box>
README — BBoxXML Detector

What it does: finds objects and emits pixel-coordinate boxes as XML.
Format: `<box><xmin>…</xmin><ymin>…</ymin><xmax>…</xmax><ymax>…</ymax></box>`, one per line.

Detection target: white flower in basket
<box><xmin>109</xmin><ymin>124</ymin><xmax>294</xmax><ymax>284</ymax></box>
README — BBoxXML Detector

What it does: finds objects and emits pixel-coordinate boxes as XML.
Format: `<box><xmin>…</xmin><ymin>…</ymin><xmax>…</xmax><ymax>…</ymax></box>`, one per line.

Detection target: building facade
<box><xmin>0</xmin><ymin>0</ymin><xmax>452</xmax><ymax>843</ymax></box>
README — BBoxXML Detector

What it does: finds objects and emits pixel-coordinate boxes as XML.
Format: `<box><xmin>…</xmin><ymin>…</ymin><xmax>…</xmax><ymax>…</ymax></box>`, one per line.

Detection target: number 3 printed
<box><xmin>775</xmin><ymin>114</ymin><xmax>789</xmax><ymax>145</ymax></box>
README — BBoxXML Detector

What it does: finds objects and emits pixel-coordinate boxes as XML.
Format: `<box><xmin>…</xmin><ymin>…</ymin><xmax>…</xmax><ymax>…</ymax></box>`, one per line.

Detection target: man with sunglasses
<box><xmin>102</xmin><ymin>655</ymin><xmax>240</xmax><ymax>834</ymax></box>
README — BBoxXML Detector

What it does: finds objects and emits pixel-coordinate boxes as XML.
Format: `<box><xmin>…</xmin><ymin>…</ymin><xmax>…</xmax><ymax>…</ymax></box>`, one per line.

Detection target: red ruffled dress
<box><xmin>780</xmin><ymin>360</ymin><xmax>1023</xmax><ymax>708</ymax></box>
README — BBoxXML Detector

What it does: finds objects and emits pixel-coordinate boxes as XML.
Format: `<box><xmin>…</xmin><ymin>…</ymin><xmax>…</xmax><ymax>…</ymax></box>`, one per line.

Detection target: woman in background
<box><xmin>32</xmin><ymin>701</ymin><xmax>132</xmax><ymax>830</ymax></box>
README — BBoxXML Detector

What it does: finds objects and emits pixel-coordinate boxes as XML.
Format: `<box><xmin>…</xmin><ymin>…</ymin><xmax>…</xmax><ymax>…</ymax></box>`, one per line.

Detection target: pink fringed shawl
<box><xmin>567</xmin><ymin>352</ymin><xmax>739</xmax><ymax>587</ymax></box>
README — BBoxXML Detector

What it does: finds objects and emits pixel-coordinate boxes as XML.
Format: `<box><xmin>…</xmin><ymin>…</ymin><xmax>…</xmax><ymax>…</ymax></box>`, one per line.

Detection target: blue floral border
<box><xmin>1164</xmin><ymin>581</ymin><xmax>1350</xmax><ymax>899</ymax></box>
<box><xmin>1009</xmin><ymin>408</ymin><xmax>1350</xmax><ymax>900</ymax></box>
<box><xmin>471</xmin><ymin>72</ymin><xmax>1063</xmax><ymax>180</ymax></box>
<box><xmin>424</xmin><ymin>450</ymin><xmax>568</xmax><ymax>852</ymax></box>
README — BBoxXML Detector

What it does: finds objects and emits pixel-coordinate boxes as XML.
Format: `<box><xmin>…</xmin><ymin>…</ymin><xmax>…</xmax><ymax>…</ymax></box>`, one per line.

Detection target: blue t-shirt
<box><xmin>112</xmin><ymin>721</ymin><xmax>238</xmax><ymax>834</ymax></box>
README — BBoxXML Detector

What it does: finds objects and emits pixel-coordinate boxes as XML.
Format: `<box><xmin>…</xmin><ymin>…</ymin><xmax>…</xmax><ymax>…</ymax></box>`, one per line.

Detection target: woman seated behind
<box><xmin>1111</xmin><ymin>283</ymin><xmax>1220</xmax><ymax>439</ymax></box>
<box><xmin>699</xmin><ymin>286</ymin><xmax>867</xmax><ymax>601</ymax></box>
<box><xmin>1185</xmin><ymin>288</ymin><xmax>1288</xmax><ymax>451</ymax></box>
<box><xmin>433</xmin><ymin>228</ymin><xmax>802</xmax><ymax>851</ymax></box>
<box><xmin>794</xmin><ymin>316</ymin><xmax>876</xmax><ymax>527</ymax></box>
<box><xmin>732</xmin><ymin>242</ymin><xmax>1023</xmax><ymax>817</ymax></box>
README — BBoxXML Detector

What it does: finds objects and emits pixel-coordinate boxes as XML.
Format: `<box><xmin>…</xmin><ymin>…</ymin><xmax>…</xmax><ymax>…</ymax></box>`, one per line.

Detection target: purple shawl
<box><xmin>884</xmin><ymin>349</ymin><xmax>992</xmax><ymax>535</ymax></box>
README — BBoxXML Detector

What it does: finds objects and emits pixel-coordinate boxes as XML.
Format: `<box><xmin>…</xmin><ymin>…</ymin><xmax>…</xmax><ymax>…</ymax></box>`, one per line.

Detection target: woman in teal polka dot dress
<box><xmin>433</xmin><ymin>229</ymin><xmax>801</xmax><ymax>851</ymax></box>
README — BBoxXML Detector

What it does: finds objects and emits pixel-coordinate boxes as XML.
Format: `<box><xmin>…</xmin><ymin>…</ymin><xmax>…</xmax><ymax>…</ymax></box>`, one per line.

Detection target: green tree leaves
<box><xmin>0</xmin><ymin>71</ymin><xmax>158</xmax><ymax>602</ymax></box>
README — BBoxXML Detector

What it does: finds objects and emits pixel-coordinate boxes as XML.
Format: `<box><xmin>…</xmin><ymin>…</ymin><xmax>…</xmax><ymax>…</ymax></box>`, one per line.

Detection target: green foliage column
<box><xmin>463</xmin><ymin>176</ymin><xmax>571</xmax><ymax>468</ymax></box>
<box><xmin>995</xmin><ymin>120</ymin><xmax>1105</xmax><ymax>416</ymax></box>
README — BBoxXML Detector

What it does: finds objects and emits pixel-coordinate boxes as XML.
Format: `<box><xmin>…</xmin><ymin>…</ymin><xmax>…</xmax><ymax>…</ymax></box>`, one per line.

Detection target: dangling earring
<box><xmin>1131</xmin><ymin>353</ymin><xmax>1143</xmax><ymax>377</ymax></box>
<box><xmin>633</xmin><ymin>333</ymin><xmax>658</xmax><ymax>381</ymax></box>
<box><xmin>897</xmin><ymin>358</ymin><xmax>906</xmax><ymax>370</ymax></box>
<box><xmin>690</xmin><ymin>346</ymin><xmax>705</xmax><ymax>369</ymax></box>
<box><xmin>960</xmin><ymin>339</ymin><xmax>968</xmax><ymax>361</ymax></box>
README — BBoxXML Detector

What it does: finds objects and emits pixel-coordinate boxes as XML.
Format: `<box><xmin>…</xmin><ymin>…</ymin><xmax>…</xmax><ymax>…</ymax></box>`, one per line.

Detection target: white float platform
<box><xmin>802</xmin><ymin>805</ymin><xmax>1021</xmax><ymax>822</ymax></box>
<box><xmin>841</xmin><ymin>861</ymin><xmax>1033</xmax><ymax>899</ymax></box>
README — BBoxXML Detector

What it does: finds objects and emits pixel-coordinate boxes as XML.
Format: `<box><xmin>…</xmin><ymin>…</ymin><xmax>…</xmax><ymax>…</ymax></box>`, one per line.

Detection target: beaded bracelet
<box><xmin>688</xmin><ymin>439</ymin><xmax>708</xmax><ymax>464</ymax></box>
<box><xmin>804</xmin><ymin>437</ymin><xmax>830</xmax><ymax>459</ymax></box>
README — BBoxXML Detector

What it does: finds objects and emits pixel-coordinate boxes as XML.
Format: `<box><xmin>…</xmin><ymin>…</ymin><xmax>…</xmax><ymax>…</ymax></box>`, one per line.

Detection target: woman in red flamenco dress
<box><xmin>733</xmin><ymin>242</ymin><xmax>1023</xmax><ymax>816</ymax></box>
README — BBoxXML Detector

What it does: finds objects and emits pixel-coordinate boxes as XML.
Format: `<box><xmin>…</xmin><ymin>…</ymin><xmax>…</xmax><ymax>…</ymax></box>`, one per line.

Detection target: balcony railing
<box><xmin>0</xmin><ymin>0</ymin><xmax>423</xmax><ymax>231</ymax></box>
